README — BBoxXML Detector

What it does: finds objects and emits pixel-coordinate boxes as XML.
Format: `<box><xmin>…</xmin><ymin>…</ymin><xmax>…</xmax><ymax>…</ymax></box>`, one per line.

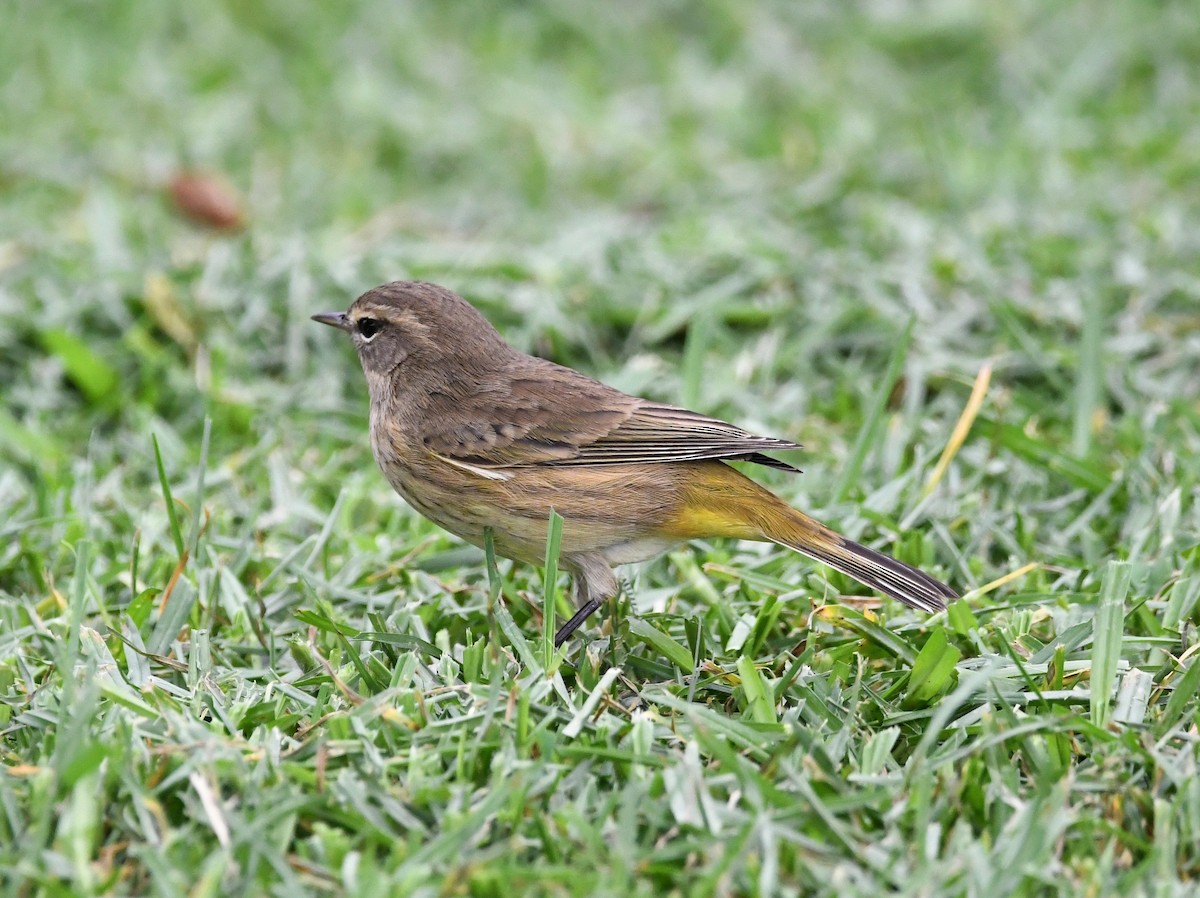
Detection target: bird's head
<box><xmin>312</xmin><ymin>281</ymin><xmax>510</xmax><ymax>389</ymax></box>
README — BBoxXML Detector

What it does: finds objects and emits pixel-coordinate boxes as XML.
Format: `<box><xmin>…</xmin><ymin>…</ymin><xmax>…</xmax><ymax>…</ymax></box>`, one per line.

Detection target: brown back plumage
<box><xmin>357</xmin><ymin>281</ymin><xmax>803</xmax><ymax>473</ymax></box>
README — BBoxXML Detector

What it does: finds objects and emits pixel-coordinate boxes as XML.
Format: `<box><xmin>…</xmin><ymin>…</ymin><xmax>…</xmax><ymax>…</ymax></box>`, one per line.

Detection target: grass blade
<box><xmin>833</xmin><ymin>317</ymin><xmax>913</xmax><ymax>503</ymax></box>
<box><xmin>152</xmin><ymin>433</ymin><xmax>185</xmax><ymax>558</ymax></box>
<box><xmin>1073</xmin><ymin>292</ymin><xmax>1105</xmax><ymax>457</ymax></box>
<box><xmin>736</xmin><ymin>655</ymin><xmax>777</xmax><ymax>724</ymax></box>
<box><xmin>923</xmin><ymin>361</ymin><xmax>991</xmax><ymax>498</ymax></box>
<box><xmin>188</xmin><ymin>417</ymin><xmax>211</xmax><ymax>556</ymax></box>
<box><xmin>1090</xmin><ymin>561</ymin><xmax>1131</xmax><ymax>727</ymax></box>
<box><xmin>628</xmin><ymin>619</ymin><xmax>695</xmax><ymax>674</ymax></box>
<box><xmin>904</xmin><ymin>627</ymin><xmax>962</xmax><ymax>708</ymax></box>
<box><xmin>542</xmin><ymin>509</ymin><xmax>564</xmax><ymax>671</ymax></box>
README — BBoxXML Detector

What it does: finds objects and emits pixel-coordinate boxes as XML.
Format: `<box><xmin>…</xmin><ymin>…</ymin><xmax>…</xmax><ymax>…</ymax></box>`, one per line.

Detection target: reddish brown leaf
<box><xmin>168</xmin><ymin>171</ymin><xmax>245</xmax><ymax>230</ymax></box>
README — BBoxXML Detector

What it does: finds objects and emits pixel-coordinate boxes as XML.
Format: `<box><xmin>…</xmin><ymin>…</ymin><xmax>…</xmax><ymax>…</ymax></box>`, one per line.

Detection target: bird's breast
<box><xmin>366</xmin><ymin>415</ymin><xmax>702</xmax><ymax>564</ymax></box>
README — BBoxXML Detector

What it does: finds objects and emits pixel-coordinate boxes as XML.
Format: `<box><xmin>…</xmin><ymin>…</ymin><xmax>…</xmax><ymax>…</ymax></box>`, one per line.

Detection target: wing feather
<box><xmin>418</xmin><ymin>360</ymin><xmax>800</xmax><ymax>473</ymax></box>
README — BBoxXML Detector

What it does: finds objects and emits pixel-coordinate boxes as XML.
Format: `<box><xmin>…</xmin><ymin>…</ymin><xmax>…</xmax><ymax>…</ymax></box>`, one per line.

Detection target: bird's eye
<box><xmin>357</xmin><ymin>317</ymin><xmax>381</xmax><ymax>339</ymax></box>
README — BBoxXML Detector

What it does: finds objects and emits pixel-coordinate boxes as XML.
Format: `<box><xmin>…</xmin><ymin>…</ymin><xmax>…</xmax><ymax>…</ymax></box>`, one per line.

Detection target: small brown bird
<box><xmin>314</xmin><ymin>281</ymin><xmax>957</xmax><ymax>646</ymax></box>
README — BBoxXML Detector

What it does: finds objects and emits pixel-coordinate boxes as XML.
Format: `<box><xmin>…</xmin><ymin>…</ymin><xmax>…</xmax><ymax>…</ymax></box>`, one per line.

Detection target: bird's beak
<box><xmin>311</xmin><ymin>312</ymin><xmax>351</xmax><ymax>331</ymax></box>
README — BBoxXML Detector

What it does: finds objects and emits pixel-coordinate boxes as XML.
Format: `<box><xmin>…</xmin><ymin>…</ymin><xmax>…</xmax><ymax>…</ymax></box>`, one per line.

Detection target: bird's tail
<box><xmin>761</xmin><ymin>503</ymin><xmax>957</xmax><ymax>613</ymax></box>
<box><xmin>768</xmin><ymin>511</ymin><xmax>956</xmax><ymax>612</ymax></box>
<box><xmin>667</xmin><ymin>464</ymin><xmax>957</xmax><ymax>613</ymax></box>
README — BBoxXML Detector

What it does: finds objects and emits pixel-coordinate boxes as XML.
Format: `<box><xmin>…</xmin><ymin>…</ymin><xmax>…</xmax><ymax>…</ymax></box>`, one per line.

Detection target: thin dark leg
<box><xmin>554</xmin><ymin>596</ymin><xmax>603</xmax><ymax>647</ymax></box>
<box><xmin>556</xmin><ymin>556</ymin><xmax>620</xmax><ymax>648</ymax></box>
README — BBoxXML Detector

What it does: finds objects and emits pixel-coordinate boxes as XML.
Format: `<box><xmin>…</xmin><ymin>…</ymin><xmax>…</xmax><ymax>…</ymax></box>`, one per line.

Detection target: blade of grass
<box><xmin>923</xmin><ymin>361</ymin><xmax>992</xmax><ymax>497</ymax></box>
<box><xmin>1073</xmin><ymin>292</ymin><xmax>1105</xmax><ymax>457</ymax></box>
<box><xmin>979</xmin><ymin>418</ymin><xmax>1110</xmax><ymax>492</ymax></box>
<box><xmin>680</xmin><ymin>305</ymin><xmax>716</xmax><ymax>410</ymax></box>
<box><xmin>1090</xmin><ymin>561</ymin><xmax>1131</xmax><ymax>727</ymax></box>
<box><xmin>38</xmin><ymin>327</ymin><xmax>119</xmax><ymax>406</ymax></box>
<box><xmin>628</xmin><ymin>619</ymin><xmax>695</xmax><ymax>674</ymax></box>
<box><xmin>0</xmin><ymin>406</ymin><xmax>64</xmax><ymax>465</ymax></box>
<box><xmin>903</xmin><ymin>627</ymin><xmax>961</xmax><ymax>708</ymax></box>
<box><xmin>483</xmin><ymin>526</ymin><xmax>503</xmax><ymax>661</ymax></box>
<box><xmin>562</xmin><ymin>666</ymin><xmax>622</xmax><ymax>738</ymax></box>
<box><xmin>188</xmin><ymin>417</ymin><xmax>211</xmax><ymax>556</ymax></box>
<box><xmin>1158</xmin><ymin>654</ymin><xmax>1200</xmax><ymax>736</ymax></box>
<box><xmin>152</xmin><ymin>434</ymin><xmax>185</xmax><ymax>558</ymax></box>
<box><xmin>147</xmin><ymin>578</ymin><xmax>196</xmax><ymax>657</ymax></box>
<box><xmin>858</xmin><ymin>726</ymin><xmax>900</xmax><ymax>776</ymax></box>
<box><xmin>494</xmin><ymin>593</ymin><xmax>538</xmax><ymax>671</ymax></box>
<box><xmin>1112</xmin><ymin>668</ymin><xmax>1153</xmax><ymax>725</ymax></box>
<box><xmin>833</xmin><ymin>318</ymin><xmax>914</xmax><ymax>503</ymax></box>
<box><xmin>542</xmin><ymin>509</ymin><xmax>564</xmax><ymax>671</ymax></box>
<box><xmin>820</xmin><ymin>606</ymin><xmax>918</xmax><ymax>666</ymax></box>
<box><xmin>958</xmin><ymin>562</ymin><xmax>1039</xmax><ymax>603</ymax></box>
<box><xmin>736</xmin><ymin>655</ymin><xmax>777</xmax><ymax>724</ymax></box>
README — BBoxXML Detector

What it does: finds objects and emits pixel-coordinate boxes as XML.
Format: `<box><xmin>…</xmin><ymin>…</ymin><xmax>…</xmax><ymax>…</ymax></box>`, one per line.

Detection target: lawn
<box><xmin>2</xmin><ymin>1</ymin><xmax>1199</xmax><ymax>896</ymax></box>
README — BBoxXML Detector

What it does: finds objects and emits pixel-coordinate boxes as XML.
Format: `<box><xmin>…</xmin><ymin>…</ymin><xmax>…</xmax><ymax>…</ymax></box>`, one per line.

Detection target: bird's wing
<box><xmin>558</xmin><ymin>401</ymin><xmax>803</xmax><ymax>472</ymax></box>
<box><xmin>419</xmin><ymin>360</ymin><xmax>801</xmax><ymax>473</ymax></box>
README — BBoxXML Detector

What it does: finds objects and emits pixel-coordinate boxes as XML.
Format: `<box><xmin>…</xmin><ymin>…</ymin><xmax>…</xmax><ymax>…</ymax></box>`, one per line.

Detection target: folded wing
<box><xmin>418</xmin><ymin>358</ymin><xmax>800</xmax><ymax>473</ymax></box>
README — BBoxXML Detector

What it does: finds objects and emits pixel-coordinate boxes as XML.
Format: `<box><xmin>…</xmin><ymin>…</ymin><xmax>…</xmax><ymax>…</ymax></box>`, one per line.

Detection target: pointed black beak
<box><xmin>311</xmin><ymin>312</ymin><xmax>351</xmax><ymax>331</ymax></box>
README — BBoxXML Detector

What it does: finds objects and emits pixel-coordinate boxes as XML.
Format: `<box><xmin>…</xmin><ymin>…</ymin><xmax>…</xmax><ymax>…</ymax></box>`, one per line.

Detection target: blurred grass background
<box><xmin>2</xmin><ymin>1</ymin><xmax>1200</xmax><ymax>895</ymax></box>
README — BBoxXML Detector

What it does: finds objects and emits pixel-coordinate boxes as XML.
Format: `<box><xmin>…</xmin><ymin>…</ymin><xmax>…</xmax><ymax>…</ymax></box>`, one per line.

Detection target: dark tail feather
<box><xmin>772</xmin><ymin>529</ymin><xmax>957</xmax><ymax>613</ymax></box>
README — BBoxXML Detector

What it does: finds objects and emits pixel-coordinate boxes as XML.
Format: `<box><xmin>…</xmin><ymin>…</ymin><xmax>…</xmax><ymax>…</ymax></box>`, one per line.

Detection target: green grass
<box><xmin>3</xmin><ymin>1</ymin><xmax>1200</xmax><ymax>895</ymax></box>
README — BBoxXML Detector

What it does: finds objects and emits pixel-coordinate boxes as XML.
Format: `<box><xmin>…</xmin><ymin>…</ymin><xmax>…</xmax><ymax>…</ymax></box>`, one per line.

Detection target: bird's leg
<box><xmin>553</xmin><ymin>597</ymin><xmax>604</xmax><ymax>647</ymax></box>
<box><xmin>555</xmin><ymin>555</ymin><xmax>618</xmax><ymax>647</ymax></box>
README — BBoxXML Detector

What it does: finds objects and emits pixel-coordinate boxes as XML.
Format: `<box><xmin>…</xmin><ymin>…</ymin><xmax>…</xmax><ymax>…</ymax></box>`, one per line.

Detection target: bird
<box><xmin>313</xmin><ymin>281</ymin><xmax>957</xmax><ymax>646</ymax></box>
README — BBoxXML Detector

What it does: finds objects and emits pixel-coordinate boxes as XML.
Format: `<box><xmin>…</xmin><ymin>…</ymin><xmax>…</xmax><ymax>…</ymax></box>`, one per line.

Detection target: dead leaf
<box><xmin>168</xmin><ymin>170</ymin><xmax>244</xmax><ymax>230</ymax></box>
